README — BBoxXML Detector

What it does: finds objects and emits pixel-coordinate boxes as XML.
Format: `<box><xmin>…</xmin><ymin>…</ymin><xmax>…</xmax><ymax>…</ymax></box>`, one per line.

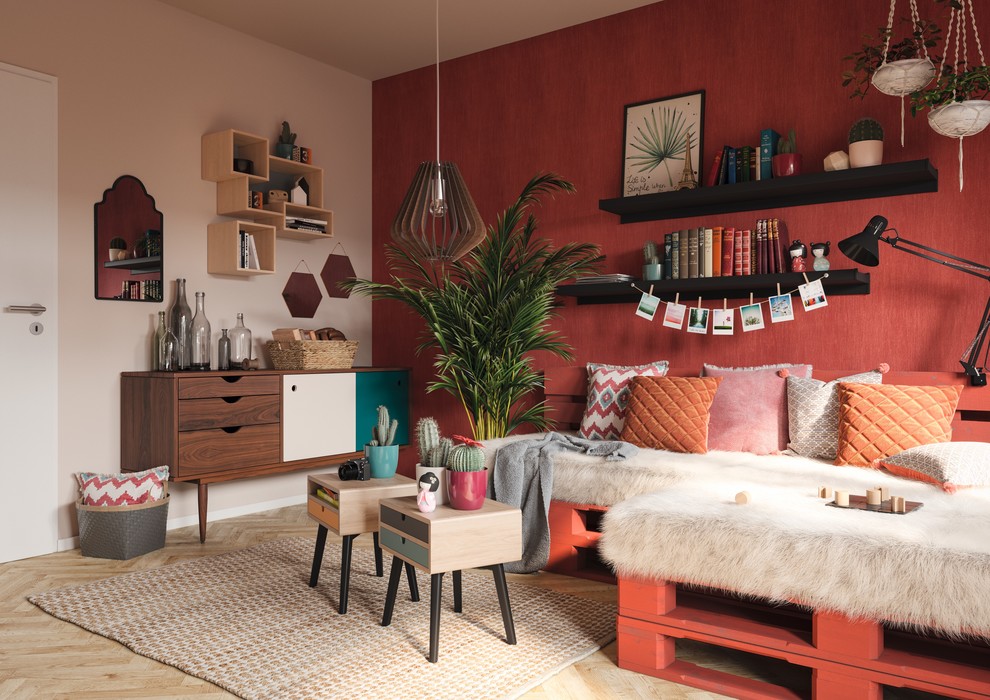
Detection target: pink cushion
<box><xmin>702</xmin><ymin>363</ymin><xmax>812</xmax><ymax>454</ymax></box>
<box><xmin>76</xmin><ymin>466</ymin><xmax>169</xmax><ymax>506</ymax></box>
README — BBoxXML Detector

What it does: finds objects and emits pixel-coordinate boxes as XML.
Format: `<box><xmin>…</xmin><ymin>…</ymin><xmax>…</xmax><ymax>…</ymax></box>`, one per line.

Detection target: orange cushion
<box><xmin>834</xmin><ymin>383</ymin><xmax>963</xmax><ymax>467</ymax></box>
<box><xmin>620</xmin><ymin>376</ymin><xmax>722</xmax><ymax>454</ymax></box>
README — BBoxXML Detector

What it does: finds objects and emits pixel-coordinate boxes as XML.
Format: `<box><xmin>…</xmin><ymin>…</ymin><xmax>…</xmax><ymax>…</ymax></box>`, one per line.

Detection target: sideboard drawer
<box><xmin>177</xmin><ymin>395</ymin><xmax>280</xmax><ymax>431</ymax></box>
<box><xmin>177</xmin><ymin>375</ymin><xmax>280</xmax><ymax>399</ymax></box>
<box><xmin>177</xmin><ymin>423</ymin><xmax>280</xmax><ymax>474</ymax></box>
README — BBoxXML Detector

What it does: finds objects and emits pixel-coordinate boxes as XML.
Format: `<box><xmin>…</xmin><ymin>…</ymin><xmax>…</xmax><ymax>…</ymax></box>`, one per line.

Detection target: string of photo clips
<box><xmin>632</xmin><ymin>272</ymin><xmax>830</xmax><ymax>335</ymax></box>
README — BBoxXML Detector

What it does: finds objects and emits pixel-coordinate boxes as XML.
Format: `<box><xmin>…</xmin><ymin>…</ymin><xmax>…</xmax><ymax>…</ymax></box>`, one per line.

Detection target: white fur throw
<box><xmin>597</xmin><ymin>451</ymin><xmax>990</xmax><ymax>638</ymax></box>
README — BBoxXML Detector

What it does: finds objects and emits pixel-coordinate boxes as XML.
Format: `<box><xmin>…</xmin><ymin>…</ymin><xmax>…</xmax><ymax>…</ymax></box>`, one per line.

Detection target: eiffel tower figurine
<box><xmin>676</xmin><ymin>131</ymin><xmax>698</xmax><ymax>190</ymax></box>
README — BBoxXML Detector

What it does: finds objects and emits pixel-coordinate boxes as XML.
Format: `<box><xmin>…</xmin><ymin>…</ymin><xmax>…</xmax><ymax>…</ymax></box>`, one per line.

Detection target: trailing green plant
<box><xmin>777</xmin><ymin>129</ymin><xmax>797</xmax><ymax>154</ymax></box>
<box><xmin>643</xmin><ymin>240</ymin><xmax>659</xmax><ymax>265</ymax></box>
<box><xmin>447</xmin><ymin>436</ymin><xmax>485</xmax><ymax>472</ymax></box>
<box><xmin>341</xmin><ymin>173</ymin><xmax>603</xmax><ymax>440</ymax></box>
<box><xmin>415</xmin><ymin>417</ymin><xmax>440</xmax><ymax>464</ymax></box>
<box><xmin>427</xmin><ymin>437</ymin><xmax>453</xmax><ymax>469</ymax></box>
<box><xmin>626</xmin><ymin>106</ymin><xmax>694</xmax><ymax>187</ymax></box>
<box><xmin>849</xmin><ymin>117</ymin><xmax>884</xmax><ymax>143</ymax></box>
<box><xmin>279</xmin><ymin>121</ymin><xmax>297</xmax><ymax>145</ymax></box>
<box><xmin>368</xmin><ymin>405</ymin><xmax>397</xmax><ymax>447</ymax></box>
<box><xmin>842</xmin><ymin>17</ymin><xmax>942</xmax><ymax>99</ymax></box>
<box><xmin>910</xmin><ymin>64</ymin><xmax>990</xmax><ymax>114</ymax></box>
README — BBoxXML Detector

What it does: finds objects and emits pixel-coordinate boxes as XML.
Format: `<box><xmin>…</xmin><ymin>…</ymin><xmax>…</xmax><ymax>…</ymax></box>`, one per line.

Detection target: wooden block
<box><xmin>735</xmin><ymin>491</ymin><xmax>751</xmax><ymax>505</ymax></box>
<box><xmin>834</xmin><ymin>490</ymin><xmax>849</xmax><ymax>507</ymax></box>
<box><xmin>891</xmin><ymin>496</ymin><xmax>906</xmax><ymax>513</ymax></box>
<box><xmin>866</xmin><ymin>488</ymin><xmax>882</xmax><ymax>506</ymax></box>
<box><xmin>878</xmin><ymin>486</ymin><xmax>890</xmax><ymax>501</ymax></box>
<box><xmin>818</xmin><ymin>485</ymin><xmax>832</xmax><ymax>499</ymax></box>
<box><xmin>272</xmin><ymin>328</ymin><xmax>303</xmax><ymax>341</ymax></box>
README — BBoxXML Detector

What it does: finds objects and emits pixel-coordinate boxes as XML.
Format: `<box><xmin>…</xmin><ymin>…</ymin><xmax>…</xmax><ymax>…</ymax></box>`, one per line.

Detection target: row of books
<box><xmin>660</xmin><ymin>219</ymin><xmax>787</xmax><ymax>281</ymax></box>
<box><xmin>285</xmin><ymin>215</ymin><xmax>327</xmax><ymax>234</ymax></box>
<box><xmin>119</xmin><ymin>279</ymin><xmax>162</xmax><ymax>301</ymax></box>
<box><xmin>239</xmin><ymin>230</ymin><xmax>262</xmax><ymax>270</ymax></box>
<box><xmin>706</xmin><ymin>129</ymin><xmax>781</xmax><ymax>186</ymax></box>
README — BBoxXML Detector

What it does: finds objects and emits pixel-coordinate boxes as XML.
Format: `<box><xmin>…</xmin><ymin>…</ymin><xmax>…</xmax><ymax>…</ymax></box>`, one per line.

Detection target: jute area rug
<box><xmin>30</xmin><ymin>537</ymin><xmax>616</xmax><ymax>699</ymax></box>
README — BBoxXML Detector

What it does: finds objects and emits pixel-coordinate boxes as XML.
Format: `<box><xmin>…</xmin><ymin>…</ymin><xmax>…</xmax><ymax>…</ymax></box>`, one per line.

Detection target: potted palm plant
<box><xmin>365</xmin><ymin>405</ymin><xmax>399</xmax><ymax>478</ymax></box>
<box><xmin>341</xmin><ymin>173</ymin><xmax>602</xmax><ymax>440</ymax></box>
<box><xmin>446</xmin><ymin>437</ymin><xmax>487</xmax><ymax>510</ymax></box>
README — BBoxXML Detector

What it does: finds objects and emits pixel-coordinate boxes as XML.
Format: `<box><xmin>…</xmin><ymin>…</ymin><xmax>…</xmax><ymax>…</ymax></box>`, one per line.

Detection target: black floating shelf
<box><xmin>104</xmin><ymin>255</ymin><xmax>162</xmax><ymax>274</ymax></box>
<box><xmin>600</xmin><ymin>160</ymin><xmax>937</xmax><ymax>223</ymax></box>
<box><xmin>556</xmin><ymin>268</ymin><xmax>870</xmax><ymax>305</ymax></box>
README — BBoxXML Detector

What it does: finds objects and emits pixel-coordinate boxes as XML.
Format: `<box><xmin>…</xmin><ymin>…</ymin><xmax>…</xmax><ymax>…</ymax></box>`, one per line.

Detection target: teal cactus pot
<box><xmin>365</xmin><ymin>444</ymin><xmax>399</xmax><ymax>478</ymax></box>
<box><xmin>447</xmin><ymin>468</ymin><xmax>487</xmax><ymax>510</ymax></box>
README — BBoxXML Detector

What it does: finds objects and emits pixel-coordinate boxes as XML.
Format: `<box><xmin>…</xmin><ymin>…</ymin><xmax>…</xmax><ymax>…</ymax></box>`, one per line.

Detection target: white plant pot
<box><xmin>870</xmin><ymin>58</ymin><xmax>936</xmax><ymax>96</ymax></box>
<box><xmin>414</xmin><ymin>464</ymin><xmax>448</xmax><ymax>505</ymax></box>
<box><xmin>848</xmin><ymin>140</ymin><xmax>884</xmax><ymax>168</ymax></box>
<box><xmin>928</xmin><ymin>100</ymin><xmax>990</xmax><ymax>138</ymax></box>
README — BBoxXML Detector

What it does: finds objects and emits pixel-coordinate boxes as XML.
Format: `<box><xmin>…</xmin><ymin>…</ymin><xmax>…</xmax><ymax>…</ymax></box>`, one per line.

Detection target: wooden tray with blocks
<box><xmin>826</xmin><ymin>494</ymin><xmax>923</xmax><ymax>515</ymax></box>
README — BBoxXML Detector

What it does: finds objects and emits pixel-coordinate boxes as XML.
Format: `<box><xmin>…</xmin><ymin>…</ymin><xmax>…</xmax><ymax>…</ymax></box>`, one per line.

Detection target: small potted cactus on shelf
<box><xmin>771</xmin><ymin>129</ymin><xmax>801</xmax><ymax>177</ymax></box>
<box><xmin>414</xmin><ymin>417</ymin><xmax>451</xmax><ymax>505</ymax></box>
<box><xmin>446</xmin><ymin>436</ymin><xmax>487</xmax><ymax>510</ymax></box>
<box><xmin>848</xmin><ymin>117</ymin><xmax>884</xmax><ymax>168</ymax></box>
<box><xmin>276</xmin><ymin>121</ymin><xmax>296</xmax><ymax>159</ymax></box>
<box><xmin>642</xmin><ymin>241</ymin><xmax>661</xmax><ymax>281</ymax></box>
<box><xmin>365</xmin><ymin>405</ymin><xmax>399</xmax><ymax>478</ymax></box>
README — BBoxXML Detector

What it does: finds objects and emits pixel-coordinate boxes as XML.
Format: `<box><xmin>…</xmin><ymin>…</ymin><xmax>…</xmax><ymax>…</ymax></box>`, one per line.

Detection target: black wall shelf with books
<box><xmin>556</xmin><ymin>269</ymin><xmax>871</xmax><ymax>305</ymax></box>
<box><xmin>599</xmin><ymin>160</ymin><xmax>937</xmax><ymax>223</ymax></box>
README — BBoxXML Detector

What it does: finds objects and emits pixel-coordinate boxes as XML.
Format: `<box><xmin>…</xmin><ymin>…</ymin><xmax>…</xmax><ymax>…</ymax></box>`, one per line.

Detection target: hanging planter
<box><xmin>928</xmin><ymin>99</ymin><xmax>990</xmax><ymax>137</ymax></box>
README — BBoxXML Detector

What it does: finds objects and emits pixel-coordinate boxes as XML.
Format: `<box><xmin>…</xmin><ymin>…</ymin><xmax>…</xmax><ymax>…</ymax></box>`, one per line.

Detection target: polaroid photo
<box><xmin>662</xmin><ymin>301</ymin><xmax>687</xmax><ymax>329</ymax></box>
<box><xmin>740</xmin><ymin>302</ymin><xmax>765</xmax><ymax>332</ymax></box>
<box><xmin>687</xmin><ymin>306</ymin><xmax>709</xmax><ymax>334</ymax></box>
<box><xmin>712</xmin><ymin>308</ymin><xmax>734</xmax><ymax>335</ymax></box>
<box><xmin>636</xmin><ymin>292</ymin><xmax>661</xmax><ymax>321</ymax></box>
<box><xmin>799</xmin><ymin>279</ymin><xmax>828</xmax><ymax>311</ymax></box>
<box><xmin>769</xmin><ymin>294</ymin><xmax>795</xmax><ymax>323</ymax></box>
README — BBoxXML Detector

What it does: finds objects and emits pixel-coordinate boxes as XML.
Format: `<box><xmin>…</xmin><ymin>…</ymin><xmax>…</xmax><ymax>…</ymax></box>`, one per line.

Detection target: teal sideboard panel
<box><xmin>354</xmin><ymin>370</ymin><xmax>410</xmax><ymax>451</ymax></box>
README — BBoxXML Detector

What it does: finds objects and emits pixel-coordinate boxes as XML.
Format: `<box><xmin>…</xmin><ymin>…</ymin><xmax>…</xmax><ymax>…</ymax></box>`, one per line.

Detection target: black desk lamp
<box><xmin>838</xmin><ymin>215</ymin><xmax>990</xmax><ymax>386</ymax></box>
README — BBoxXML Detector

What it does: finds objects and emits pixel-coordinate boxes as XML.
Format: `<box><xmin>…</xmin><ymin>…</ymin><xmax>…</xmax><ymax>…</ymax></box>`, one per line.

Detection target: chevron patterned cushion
<box><xmin>620</xmin><ymin>376</ymin><xmax>722</xmax><ymax>454</ymax></box>
<box><xmin>835</xmin><ymin>383</ymin><xmax>963</xmax><ymax>467</ymax></box>
<box><xmin>786</xmin><ymin>370</ymin><xmax>883</xmax><ymax>459</ymax></box>
<box><xmin>76</xmin><ymin>465</ymin><xmax>169</xmax><ymax>506</ymax></box>
<box><xmin>877</xmin><ymin>442</ymin><xmax>990</xmax><ymax>493</ymax></box>
<box><xmin>579</xmin><ymin>360</ymin><xmax>669</xmax><ymax>440</ymax></box>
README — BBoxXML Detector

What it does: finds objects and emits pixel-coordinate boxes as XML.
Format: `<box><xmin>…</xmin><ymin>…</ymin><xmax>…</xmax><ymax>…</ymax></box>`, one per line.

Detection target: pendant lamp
<box><xmin>391</xmin><ymin>1</ymin><xmax>485</xmax><ymax>262</ymax></box>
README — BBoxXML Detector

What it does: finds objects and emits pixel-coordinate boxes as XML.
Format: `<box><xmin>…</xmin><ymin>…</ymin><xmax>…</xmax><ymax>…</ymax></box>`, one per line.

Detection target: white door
<box><xmin>0</xmin><ymin>63</ymin><xmax>58</xmax><ymax>562</ymax></box>
<box><xmin>282</xmin><ymin>374</ymin><xmax>356</xmax><ymax>462</ymax></box>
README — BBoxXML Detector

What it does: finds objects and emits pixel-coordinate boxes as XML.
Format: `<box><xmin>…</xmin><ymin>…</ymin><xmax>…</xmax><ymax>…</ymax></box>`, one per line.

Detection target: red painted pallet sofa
<box><xmin>539</xmin><ymin>365</ymin><xmax>990</xmax><ymax>699</ymax></box>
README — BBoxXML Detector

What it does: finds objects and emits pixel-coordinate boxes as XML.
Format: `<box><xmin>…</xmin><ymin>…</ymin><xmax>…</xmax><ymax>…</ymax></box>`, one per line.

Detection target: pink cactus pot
<box><xmin>447</xmin><ymin>469</ymin><xmax>487</xmax><ymax>510</ymax></box>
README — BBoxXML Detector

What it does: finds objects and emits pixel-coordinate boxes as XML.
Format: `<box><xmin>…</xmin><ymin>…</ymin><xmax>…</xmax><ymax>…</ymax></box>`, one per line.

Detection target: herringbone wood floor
<box><xmin>0</xmin><ymin>503</ymin><xmax>732</xmax><ymax>699</ymax></box>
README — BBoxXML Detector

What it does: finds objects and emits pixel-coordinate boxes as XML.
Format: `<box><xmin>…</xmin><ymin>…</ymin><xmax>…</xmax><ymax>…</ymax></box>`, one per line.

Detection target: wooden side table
<box><xmin>307</xmin><ymin>473</ymin><xmax>419</xmax><ymax>614</ymax></box>
<box><xmin>378</xmin><ymin>496</ymin><xmax>522</xmax><ymax>662</ymax></box>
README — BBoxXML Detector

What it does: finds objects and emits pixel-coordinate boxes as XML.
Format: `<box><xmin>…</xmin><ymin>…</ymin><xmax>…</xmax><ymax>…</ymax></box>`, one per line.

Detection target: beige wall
<box><xmin>0</xmin><ymin>0</ymin><xmax>373</xmax><ymax>542</ymax></box>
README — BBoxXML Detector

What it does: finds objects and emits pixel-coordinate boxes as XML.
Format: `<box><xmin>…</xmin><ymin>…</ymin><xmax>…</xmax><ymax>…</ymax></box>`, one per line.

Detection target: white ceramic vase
<box><xmin>848</xmin><ymin>140</ymin><xmax>884</xmax><ymax>168</ymax></box>
<box><xmin>414</xmin><ymin>463</ymin><xmax>448</xmax><ymax>505</ymax></box>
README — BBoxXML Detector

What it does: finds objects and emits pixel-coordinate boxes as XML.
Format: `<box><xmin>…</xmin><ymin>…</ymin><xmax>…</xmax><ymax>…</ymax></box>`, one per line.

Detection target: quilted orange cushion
<box><xmin>620</xmin><ymin>376</ymin><xmax>722</xmax><ymax>454</ymax></box>
<box><xmin>834</xmin><ymin>383</ymin><xmax>963</xmax><ymax>467</ymax></box>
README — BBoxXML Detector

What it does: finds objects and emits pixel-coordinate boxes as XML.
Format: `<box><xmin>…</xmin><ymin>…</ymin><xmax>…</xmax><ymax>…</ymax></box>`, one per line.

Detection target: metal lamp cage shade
<box><xmin>391</xmin><ymin>161</ymin><xmax>486</xmax><ymax>262</ymax></box>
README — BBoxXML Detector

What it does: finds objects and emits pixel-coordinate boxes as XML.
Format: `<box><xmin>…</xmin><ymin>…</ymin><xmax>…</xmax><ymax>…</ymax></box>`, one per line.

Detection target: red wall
<box><xmin>372</xmin><ymin>0</ymin><xmax>990</xmax><ymax>442</ymax></box>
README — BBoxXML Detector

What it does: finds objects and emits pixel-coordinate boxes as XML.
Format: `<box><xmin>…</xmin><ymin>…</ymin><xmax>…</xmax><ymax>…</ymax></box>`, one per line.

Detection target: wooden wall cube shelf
<box><xmin>206</xmin><ymin>220</ymin><xmax>276</xmax><ymax>276</ymax></box>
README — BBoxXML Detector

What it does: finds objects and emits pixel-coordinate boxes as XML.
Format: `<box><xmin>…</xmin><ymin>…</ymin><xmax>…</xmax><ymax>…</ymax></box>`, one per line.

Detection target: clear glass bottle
<box><xmin>160</xmin><ymin>327</ymin><xmax>178</xmax><ymax>371</ymax></box>
<box><xmin>217</xmin><ymin>329</ymin><xmax>231</xmax><ymax>371</ymax></box>
<box><xmin>153</xmin><ymin>310</ymin><xmax>166</xmax><ymax>370</ymax></box>
<box><xmin>229</xmin><ymin>313</ymin><xmax>252</xmax><ymax>366</ymax></box>
<box><xmin>168</xmin><ymin>278</ymin><xmax>193</xmax><ymax>370</ymax></box>
<box><xmin>190</xmin><ymin>291</ymin><xmax>211</xmax><ymax>370</ymax></box>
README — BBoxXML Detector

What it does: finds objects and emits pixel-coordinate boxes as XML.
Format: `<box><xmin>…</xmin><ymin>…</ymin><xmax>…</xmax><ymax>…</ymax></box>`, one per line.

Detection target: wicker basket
<box><xmin>266</xmin><ymin>340</ymin><xmax>359</xmax><ymax>370</ymax></box>
<box><xmin>76</xmin><ymin>491</ymin><xmax>169</xmax><ymax>560</ymax></box>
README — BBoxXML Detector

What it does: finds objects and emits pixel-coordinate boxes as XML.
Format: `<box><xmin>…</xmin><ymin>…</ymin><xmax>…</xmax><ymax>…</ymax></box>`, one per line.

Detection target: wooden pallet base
<box><xmin>617</xmin><ymin>577</ymin><xmax>990</xmax><ymax>699</ymax></box>
<box><xmin>545</xmin><ymin>499</ymin><xmax>615</xmax><ymax>583</ymax></box>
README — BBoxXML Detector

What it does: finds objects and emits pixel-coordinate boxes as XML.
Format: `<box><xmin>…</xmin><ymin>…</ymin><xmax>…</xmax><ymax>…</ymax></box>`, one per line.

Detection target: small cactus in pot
<box><xmin>365</xmin><ymin>405</ymin><xmax>399</xmax><ymax>478</ymax></box>
<box><xmin>447</xmin><ymin>435</ymin><xmax>487</xmax><ymax>510</ymax></box>
<box><xmin>276</xmin><ymin>120</ymin><xmax>297</xmax><ymax>159</ymax></box>
<box><xmin>771</xmin><ymin>129</ymin><xmax>802</xmax><ymax>177</ymax></box>
<box><xmin>414</xmin><ymin>418</ymin><xmax>450</xmax><ymax>504</ymax></box>
<box><xmin>848</xmin><ymin>117</ymin><xmax>884</xmax><ymax>168</ymax></box>
<box><xmin>642</xmin><ymin>240</ymin><xmax>661</xmax><ymax>281</ymax></box>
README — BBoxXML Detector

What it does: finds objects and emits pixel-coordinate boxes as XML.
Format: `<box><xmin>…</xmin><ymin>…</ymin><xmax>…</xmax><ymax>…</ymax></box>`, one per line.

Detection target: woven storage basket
<box><xmin>76</xmin><ymin>489</ymin><xmax>169</xmax><ymax>560</ymax></box>
<box><xmin>266</xmin><ymin>340</ymin><xmax>358</xmax><ymax>370</ymax></box>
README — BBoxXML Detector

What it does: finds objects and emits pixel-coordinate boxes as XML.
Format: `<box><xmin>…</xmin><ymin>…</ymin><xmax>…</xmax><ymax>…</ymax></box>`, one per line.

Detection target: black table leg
<box><xmin>381</xmin><ymin>556</ymin><xmax>404</xmax><ymax>626</ymax></box>
<box><xmin>453</xmin><ymin>570</ymin><xmax>462</xmax><ymax>613</ymax></box>
<box><xmin>373</xmin><ymin>531</ymin><xmax>383</xmax><ymax>577</ymax></box>
<box><xmin>308</xmin><ymin>525</ymin><xmax>328</xmax><ymax>587</ymax></box>
<box><xmin>405</xmin><ymin>562</ymin><xmax>420</xmax><ymax>601</ymax></box>
<box><xmin>429</xmin><ymin>573</ymin><xmax>444</xmax><ymax>663</ymax></box>
<box><xmin>338</xmin><ymin>534</ymin><xmax>357</xmax><ymax>615</ymax></box>
<box><xmin>492</xmin><ymin>564</ymin><xmax>517</xmax><ymax>645</ymax></box>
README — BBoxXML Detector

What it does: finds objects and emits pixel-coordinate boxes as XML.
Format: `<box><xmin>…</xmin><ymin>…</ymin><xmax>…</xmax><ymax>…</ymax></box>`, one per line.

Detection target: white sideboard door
<box><xmin>282</xmin><ymin>373</ymin><xmax>357</xmax><ymax>462</ymax></box>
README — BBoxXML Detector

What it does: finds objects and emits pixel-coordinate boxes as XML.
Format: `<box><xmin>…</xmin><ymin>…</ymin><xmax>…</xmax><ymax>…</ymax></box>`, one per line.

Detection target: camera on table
<box><xmin>338</xmin><ymin>457</ymin><xmax>370</xmax><ymax>481</ymax></box>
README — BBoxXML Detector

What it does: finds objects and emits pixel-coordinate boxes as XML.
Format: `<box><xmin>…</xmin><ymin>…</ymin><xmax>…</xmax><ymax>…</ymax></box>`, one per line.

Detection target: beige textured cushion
<box><xmin>620</xmin><ymin>376</ymin><xmax>722</xmax><ymax>454</ymax></box>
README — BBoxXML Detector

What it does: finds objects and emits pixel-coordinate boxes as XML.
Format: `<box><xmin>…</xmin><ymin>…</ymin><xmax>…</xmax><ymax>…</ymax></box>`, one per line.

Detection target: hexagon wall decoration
<box><xmin>282</xmin><ymin>268</ymin><xmax>322</xmax><ymax>318</ymax></box>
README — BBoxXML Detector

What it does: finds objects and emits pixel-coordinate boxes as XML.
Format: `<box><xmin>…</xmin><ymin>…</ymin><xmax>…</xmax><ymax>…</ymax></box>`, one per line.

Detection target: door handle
<box><xmin>4</xmin><ymin>304</ymin><xmax>46</xmax><ymax>316</ymax></box>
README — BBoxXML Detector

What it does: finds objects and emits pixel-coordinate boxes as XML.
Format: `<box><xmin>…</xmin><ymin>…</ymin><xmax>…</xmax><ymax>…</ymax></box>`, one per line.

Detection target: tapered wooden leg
<box><xmin>492</xmin><ymin>564</ymin><xmax>516</xmax><ymax>645</ymax></box>
<box><xmin>197</xmin><ymin>482</ymin><xmax>208</xmax><ymax>543</ymax></box>
<box><xmin>429</xmin><ymin>573</ymin><xmax>444</xmax><ymax>663</ymax></box>
<box><xmin>405</xmin><ymin>562</ymin><xmax>420</xmax><ymax>601</ymax></box>
<box><xmin>381</xmin><ymin>556</ymin><xmax>404</xmax><ymax>627</ymax></box>
<box><xmin>453</xmin><ymin>570</ymin><xmax>462</xmax><ymax>613</ymax></box>
<box><xmin>373</xmin><ymin>531</ymin><xmax>383</xmax><ymax>577</ymax></box>
<box><xmin>338</xmin><ymin>534</ymin><xmax>356</xmax><ymax>615</ymax></box>
<box><xmin>308</xmin><ymin>525</ymin><xmax>328</xmax><ymax>587</ymax></box>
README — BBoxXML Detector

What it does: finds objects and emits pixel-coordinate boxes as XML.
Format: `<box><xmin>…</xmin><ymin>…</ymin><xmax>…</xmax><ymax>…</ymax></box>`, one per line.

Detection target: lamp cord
<box><xmin>435</xmin><ymin>0</ymin><xmax>440</xmax><ymax>166</ymax></box>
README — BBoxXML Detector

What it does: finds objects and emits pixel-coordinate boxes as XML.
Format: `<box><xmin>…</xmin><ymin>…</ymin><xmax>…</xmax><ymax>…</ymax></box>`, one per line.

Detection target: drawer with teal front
<box><xmin>380</xmin><ymin>527</ymin><xmax>429</xmax><ymax>569</ymax></box>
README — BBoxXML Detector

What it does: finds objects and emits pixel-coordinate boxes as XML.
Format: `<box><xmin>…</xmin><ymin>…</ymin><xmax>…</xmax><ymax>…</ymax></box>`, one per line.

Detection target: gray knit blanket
<box><xmin>489</xmin><ymin>432</ymin><xmax>638</xmax><ymax>573</ymax></box>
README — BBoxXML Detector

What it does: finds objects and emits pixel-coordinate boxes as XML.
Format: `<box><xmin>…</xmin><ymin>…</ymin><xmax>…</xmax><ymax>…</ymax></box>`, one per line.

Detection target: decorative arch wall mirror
<box><xmin>94</xmin><ymin>174</ymin><xmax>163</xmax><ymax>301</ymax></box>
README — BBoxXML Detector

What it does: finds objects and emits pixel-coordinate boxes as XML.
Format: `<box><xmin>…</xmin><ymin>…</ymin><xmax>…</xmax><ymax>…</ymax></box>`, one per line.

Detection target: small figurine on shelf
<box><xmin>789</xmin><ymin>240</ymin><xmax>808</xmax><ymax>272</ymax></box>
<box><xmin>416</xmin><ymin>472</ymin><xmax>440</xmax><ymax>513</ymax></box>
<box><xmin>811</xmin><ymin>241</ymin><xmax>831</xmax><ymax>271</ymax></box>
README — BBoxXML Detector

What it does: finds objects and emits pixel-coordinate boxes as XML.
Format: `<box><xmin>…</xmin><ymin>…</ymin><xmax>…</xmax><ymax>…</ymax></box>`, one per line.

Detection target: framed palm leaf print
<box><xmin>622</xmin><ymin>90</ymin><xmax>705</xmax><ymax>196</ymax></box>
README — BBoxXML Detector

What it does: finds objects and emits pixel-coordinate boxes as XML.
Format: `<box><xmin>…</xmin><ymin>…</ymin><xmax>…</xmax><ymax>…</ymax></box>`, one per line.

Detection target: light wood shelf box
<box><xmin>207</xmin><ymin>220</ymin><xmax>276</xmax><ymax>276</ymax></box>
<box><xmin>267</xmin><ymin>200</ymin><xmax>334</xmax><ymax>240</ymax></box>
<box><xmin>201</xmin><ymin>129</ymin><xmax>269</xmax><ymax>182</ymax></box>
